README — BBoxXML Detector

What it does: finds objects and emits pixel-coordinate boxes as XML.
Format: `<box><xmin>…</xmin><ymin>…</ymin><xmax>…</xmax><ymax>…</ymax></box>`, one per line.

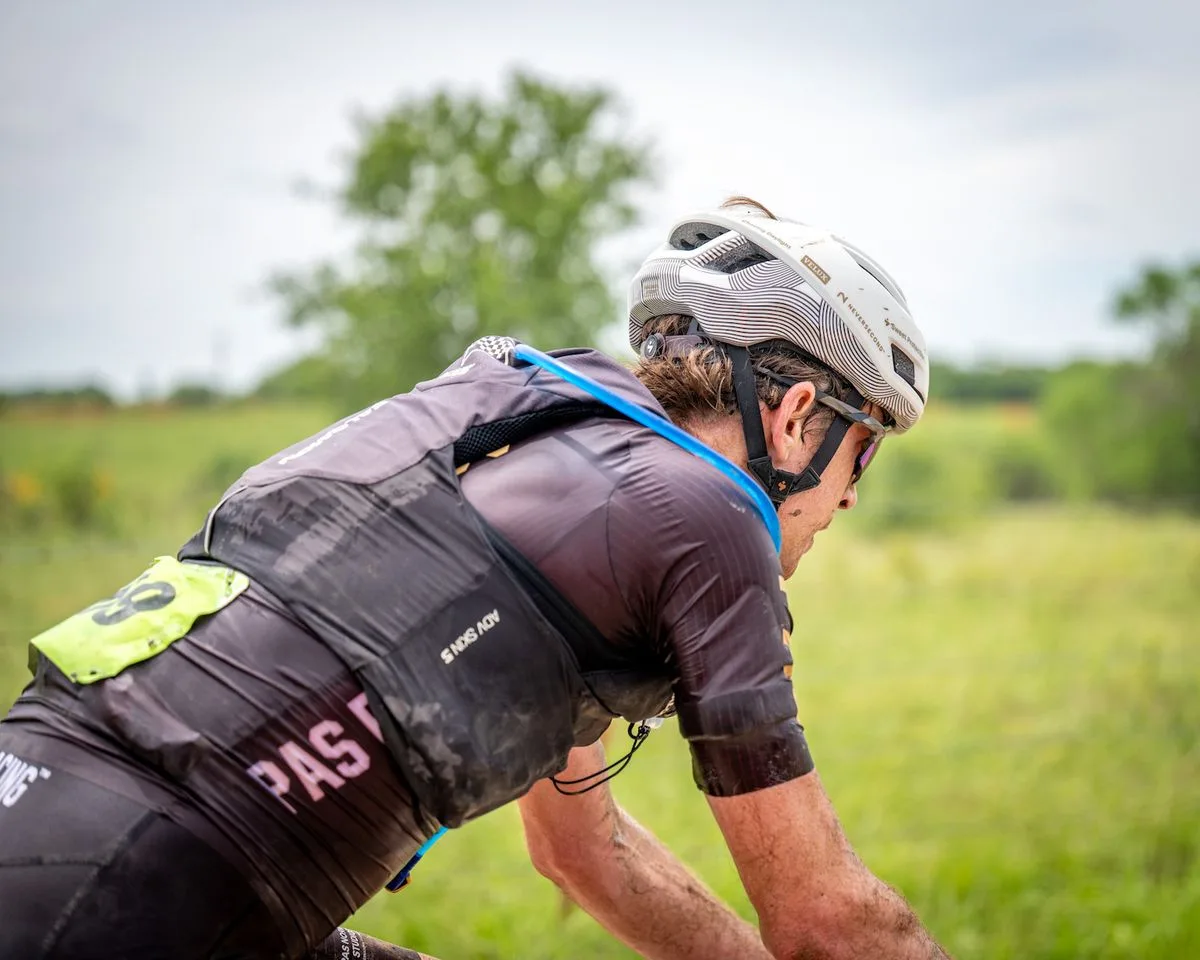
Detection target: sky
<box><xmin>1</xmin><ymin>0</ymin><xmax>1197</xmax><ymax>398</ymax></box>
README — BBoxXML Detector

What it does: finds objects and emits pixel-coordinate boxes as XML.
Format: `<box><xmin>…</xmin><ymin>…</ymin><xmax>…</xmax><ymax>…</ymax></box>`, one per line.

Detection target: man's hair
<box><xmin>633</xmin><ymin>196</ymin><xmax>857</xmax><ymax>433</ymax></box>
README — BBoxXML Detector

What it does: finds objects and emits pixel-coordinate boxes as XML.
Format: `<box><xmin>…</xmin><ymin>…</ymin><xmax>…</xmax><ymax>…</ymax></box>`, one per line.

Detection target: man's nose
<box><xmin>839</xmin><ymin>483</ymin><xmax>859</xmax><ymax>511</ymax></box>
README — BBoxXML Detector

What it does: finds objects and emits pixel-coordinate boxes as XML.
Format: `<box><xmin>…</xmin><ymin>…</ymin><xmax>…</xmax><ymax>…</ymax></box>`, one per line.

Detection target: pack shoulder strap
<box><xmin>454</xmin><ymin>403</ymin><xmax>616</xmax><ymax>466</ymax></box>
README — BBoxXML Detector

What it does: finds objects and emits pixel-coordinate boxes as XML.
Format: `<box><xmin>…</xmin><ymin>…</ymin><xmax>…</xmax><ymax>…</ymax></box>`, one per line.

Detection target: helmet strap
<box><xmin>726</xmin><ymin>344</ymin><xmax>819</xmax><ymax>506</ymax></box>
<box><xmin>724</xmin><ymin>344</ymin><xmax>864</xmax><ymax>509</ymax></box>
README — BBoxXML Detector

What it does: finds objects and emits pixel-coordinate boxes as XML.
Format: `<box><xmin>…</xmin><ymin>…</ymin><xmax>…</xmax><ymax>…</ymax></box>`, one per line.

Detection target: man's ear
<box><xmin>765</xmin><ymin>381</ymin><xmax>817</xmax><ymax>465</ymax></box>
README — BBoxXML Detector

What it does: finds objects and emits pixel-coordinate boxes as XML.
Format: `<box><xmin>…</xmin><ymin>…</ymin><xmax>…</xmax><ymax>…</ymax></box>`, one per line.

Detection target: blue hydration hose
<box><xmin>385</xmin><ymin>826</ymin><xmax>448</xmax><ymax>891</ymax></box>
<box><xmin>513</xmin><ymin>344</ymin><xmax>782</xmax><ymax>551</ymax></box>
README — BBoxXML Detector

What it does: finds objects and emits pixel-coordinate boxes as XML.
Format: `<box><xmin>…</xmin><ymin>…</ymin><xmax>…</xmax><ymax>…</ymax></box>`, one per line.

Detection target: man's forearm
<box><xmin>748</xmin><ymin>834</ymin><xmax>951</xmax><ymax>959</ymax></box>
<box><xmin>547</xmin><ymin>803</ymin><xmax>771</xmax><ymax>960</ymax></box>
<box><xmin>749</xmin><ymin>858</ymin><xmax>949</xmax><ymax>960</ymax></box>
<box><xmin>831</xmin><ymin>866</ymin><xmax>951</xmax><ymax>960</ymax></box>
<box><xmin>520</xmin><ymin>742</ymin><xmax>771</xmax><ymax>960</ymax></box>
<box><xmin>708</xmin><ymin>776</ymin><xmax>951</xmax><ymax>960</ymax></box>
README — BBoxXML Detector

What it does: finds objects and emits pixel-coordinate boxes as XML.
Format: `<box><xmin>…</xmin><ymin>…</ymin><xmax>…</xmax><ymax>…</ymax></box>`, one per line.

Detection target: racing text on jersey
<box><xmin>245</xmin><ymin>692</ymin><xmax>382</xmax><ymax>814</ymax></box>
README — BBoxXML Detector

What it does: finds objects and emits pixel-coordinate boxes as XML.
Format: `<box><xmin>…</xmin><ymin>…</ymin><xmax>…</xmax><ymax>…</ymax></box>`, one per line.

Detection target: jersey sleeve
<box><xmin>608</xmin><ymin>462</ymin><xmax>815</xmax><ymax>796</ymax></box>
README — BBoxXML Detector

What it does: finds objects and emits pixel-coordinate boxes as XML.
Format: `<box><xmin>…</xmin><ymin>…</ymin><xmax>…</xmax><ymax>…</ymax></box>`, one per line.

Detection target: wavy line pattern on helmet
<box><xmin>629</xmin><ymin>257</ymin><xmax>919</xmax><ymax>427</ymax></box>
<box><xmin>691</xmin><ymin>232</ymin><xmax>755</xmax><ymax>269</ymax></box>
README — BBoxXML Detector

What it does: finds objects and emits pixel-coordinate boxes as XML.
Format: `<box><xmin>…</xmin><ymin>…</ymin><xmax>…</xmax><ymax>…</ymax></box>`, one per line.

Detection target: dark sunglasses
<box><xmin>752</xmin><ymin>366</ymin><xmax>889</xmax><ymax>483</ymax></box>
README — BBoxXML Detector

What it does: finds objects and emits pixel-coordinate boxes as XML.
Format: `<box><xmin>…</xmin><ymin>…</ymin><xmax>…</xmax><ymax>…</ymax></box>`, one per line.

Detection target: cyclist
<box><xmin>0</xmin><ymin>197</ymin><xmax>949</xmax><ymax>959</ymax></box>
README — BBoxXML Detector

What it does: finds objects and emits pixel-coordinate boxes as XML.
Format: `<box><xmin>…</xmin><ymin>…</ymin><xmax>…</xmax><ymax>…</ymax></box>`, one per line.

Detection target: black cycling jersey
<box><xmin>0</xmin><ymin>346</ymin><xmax>813</xmax><ymax>958</ymax></box>
<box><xmin>461</xmin><ymin>413</ymin><xmax>810</xmax><ymax>795</ymax></box>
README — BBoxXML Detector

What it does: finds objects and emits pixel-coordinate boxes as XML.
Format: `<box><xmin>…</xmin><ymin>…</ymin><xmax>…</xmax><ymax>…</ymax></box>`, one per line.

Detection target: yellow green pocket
<box><xmin>29</xmin><ymin>556</ymin><xmax>249</xmax><ymax>684</ymax></box>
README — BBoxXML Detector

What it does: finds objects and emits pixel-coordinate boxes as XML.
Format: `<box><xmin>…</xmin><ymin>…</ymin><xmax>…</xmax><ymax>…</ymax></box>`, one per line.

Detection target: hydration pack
<box><xmin>179</xmin><ymin>346</ymin><xmax>677</xmax><ymax>826</ymax></box>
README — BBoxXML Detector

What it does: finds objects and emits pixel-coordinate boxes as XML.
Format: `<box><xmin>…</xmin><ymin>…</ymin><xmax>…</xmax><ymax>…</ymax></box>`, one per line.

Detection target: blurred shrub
<box><xmin>991</xmin><ymin>426</ymin><xmax>1061</xmax><ymax>502</ymax></box>
<box><xmin>47</xmin><ymin>460</ymin><xmax>116</xmax><ymax>530</ymax></box>
<box><xmin>168</xmin><ymin>383</ymin><xmax>225</xmax><ymax>407</ymax></box>
<box><xmin>931</xmin><ymin>359</ymin><xmax>1053</xmax><ymax>405</ymax></box>
<box><xmin>1</xmin><ymin>461</ymin><xmax>115</xmax><ymax>532</ymax></box>
<box><xmin>254</xmin><ymin>355</ymin><xmax>345</xmax><ymax>401</ymax></box>
<box><xmin>1038</xmin><ymin>260</ymin><xmax>1200</xmax><ymax>513</ymax></box>
<box><xmin>852</xmin><ymin>441</ymin><xmax>992</xmax><ymax>532</ymax></box>
<box><xmin>849</xmin><ymin>403</ymin><xmax>1061</xmax><ymax>533</ymax></box>
<box><xmin>0</xmin><ymin>468</ymin><xmax>51</xmax><ymax>531</ymax></box>
<box><xmin>0</xmin><ymin>385</ymin><xmax>115</xmax><ymax>410</ymax></box>
<box><xmin>1040</xmin><ymin>360</ymin><xmax>1200</xmax><ymax>510</ymax></box>
<box><xmin>192</xmin><ymin>452</ymin><xmax>252</xmax><ymax>503</ymax></box>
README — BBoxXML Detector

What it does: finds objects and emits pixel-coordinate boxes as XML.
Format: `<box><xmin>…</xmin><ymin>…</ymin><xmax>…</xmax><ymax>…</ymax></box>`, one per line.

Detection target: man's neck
<box><xmin>682</xmin><ymin>413</ymin><xmax>748</xmax><ymax>467</ymax></box>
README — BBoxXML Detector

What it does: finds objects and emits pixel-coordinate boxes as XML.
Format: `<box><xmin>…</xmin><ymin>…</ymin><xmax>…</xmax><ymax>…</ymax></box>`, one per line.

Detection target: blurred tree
<box><xmin>271</xmin><ymin>70</ymin><xmax>653</xmax><ymax>410</ymax></box>
<box><xmin>168</xmin><ymin>383</ymin><xmax>225</xmax><ymax>407</ymax></box>
<box><xmin>930</xmin><ymin>359</ymin><xmax>1052</xmax><ymax>405</ymax></box>
<box><xmin>1114</xmin><ymin>262</ymin><xmax>1200</xmax><ymax>353</ymax></box>
<box><xmin>253</xmin><ymin>355</ymin><xmax>343</xmax><ymax>402</ymax></box>
<box><xmin>1114</xmin><ymin>263</ymin><xmax>1200</xmax><ymax>428</ymax></box>
<box><xmin>1041</xmin><ymin>261</ymin><xmax>1200</xmax><ymax>510</ymax></box>
<box><xmin>0</xmin><ymin>385</ymin><xmax>115</xmax><ymax>410</ymax></box>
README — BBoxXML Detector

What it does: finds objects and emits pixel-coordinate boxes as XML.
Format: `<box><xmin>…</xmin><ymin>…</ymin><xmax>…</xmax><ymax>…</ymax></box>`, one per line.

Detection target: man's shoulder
<box><xmin>608</xmin><ymin>428</ymin><xmax>779</xmax><ymax>566</ymax></box>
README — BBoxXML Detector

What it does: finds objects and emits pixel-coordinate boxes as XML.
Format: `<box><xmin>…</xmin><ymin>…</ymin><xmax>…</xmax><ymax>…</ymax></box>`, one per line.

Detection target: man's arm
<box><xmin>517</xmin><ymin>740</ymin><xmax>772</xmax><ymax>960</ymax></box>
<box><xmin>707</xmin><ymin>769</ymin><xmax>951</xmax><ymax>960</ymax></box>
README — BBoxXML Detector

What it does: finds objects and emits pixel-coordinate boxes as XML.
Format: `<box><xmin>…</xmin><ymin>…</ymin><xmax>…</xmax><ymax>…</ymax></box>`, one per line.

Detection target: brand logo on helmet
<box><xmin>800</xmin><ymin>255</ymin><xmax>830</xmax><ymax>285</ymax></box>
<box><xmin>837</xmin><ymin>292</ymin><xmax>885</xmax><ymax>354</ymax></box>
<box><xmin>759</xmin><ymin>228</ymin><xmax>792</xmax><ymax>250</ymax></box>
<box><xmin>883</xmin><ymin>318</ymin><xmax>927</xmax><ymax>361</ymax></box>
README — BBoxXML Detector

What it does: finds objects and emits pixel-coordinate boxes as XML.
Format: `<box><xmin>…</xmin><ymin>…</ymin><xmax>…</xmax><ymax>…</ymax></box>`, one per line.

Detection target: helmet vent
<box><xmin>891</xmin><ymin>344</ymin><xmax>916</xmax><ymax>387</ymax></box>
<box><xmin>669</xmin><ymin>220</ymin><xmax>731</xmax><ymax>251</ymax></box>
<box><xmin>700</xmin><ymin>236</ymin><xmax>776</xmax><ymax>275</ymax></box>
<box><xmin>713</xmin><ymin>247</ymin><xmax>773</xmax><ymax>274</ymax></box>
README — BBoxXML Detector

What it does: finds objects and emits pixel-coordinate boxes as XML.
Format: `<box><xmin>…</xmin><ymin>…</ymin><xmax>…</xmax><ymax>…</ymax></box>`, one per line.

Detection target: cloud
<box><xmin>0</xmin><ymin>0</ymin><xmax>1195</xmax><ymax>394</ymax></box>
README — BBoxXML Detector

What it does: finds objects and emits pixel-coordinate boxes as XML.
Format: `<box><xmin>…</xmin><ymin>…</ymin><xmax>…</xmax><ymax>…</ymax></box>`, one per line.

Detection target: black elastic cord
<box><xmin>550</xmin><ymin>722</ymin><xmax>654</xmax><ymax>796</ymax></box>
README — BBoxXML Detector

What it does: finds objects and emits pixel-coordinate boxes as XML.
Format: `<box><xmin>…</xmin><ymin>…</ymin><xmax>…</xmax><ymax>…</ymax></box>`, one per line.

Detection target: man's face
<box><xmin>767</xmin><ymin>398</ymin><xmax>881</xmax><ymax>578</ymax></box>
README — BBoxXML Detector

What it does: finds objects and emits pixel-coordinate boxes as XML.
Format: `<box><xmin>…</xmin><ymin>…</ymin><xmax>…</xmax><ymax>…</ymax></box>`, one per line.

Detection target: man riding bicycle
<box><xmin>0</xmin><ymin>197</ymin><xmax>950</xmax><ymax>959</ymax></box>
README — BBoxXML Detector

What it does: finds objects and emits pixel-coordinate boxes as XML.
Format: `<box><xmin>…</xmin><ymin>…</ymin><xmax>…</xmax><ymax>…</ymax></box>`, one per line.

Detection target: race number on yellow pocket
<box><xmin>29</xmin><ymin>556</ymin><xmax>249</xmax><ymax>684</ymax></box>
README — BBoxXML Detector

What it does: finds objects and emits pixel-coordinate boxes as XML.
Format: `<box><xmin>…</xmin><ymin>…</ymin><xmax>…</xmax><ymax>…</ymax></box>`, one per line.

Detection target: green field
<box><xmin>2</xmin><ymin>402</ymin><xmax>1197</xmax><ymax>959</ymax></box>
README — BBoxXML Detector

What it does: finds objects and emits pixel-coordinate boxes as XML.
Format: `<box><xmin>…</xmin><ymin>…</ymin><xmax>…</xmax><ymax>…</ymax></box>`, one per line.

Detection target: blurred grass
<box><xmin>1</xmin><ymin>401</ymin><xmax>1197</xmax><ymax>959</ymax></box>
<box><xmin>0</xmin><ymin>401</ymin><xmax>333</xmax><ymax>691</ymax></box>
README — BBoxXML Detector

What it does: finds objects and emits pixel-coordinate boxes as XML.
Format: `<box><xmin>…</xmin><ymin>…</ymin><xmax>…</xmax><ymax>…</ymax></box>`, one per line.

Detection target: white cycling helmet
<box><xmin>629</xmin><ymin>205</ymin><xmax>929</xmax><ymax>432</ymax></box>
